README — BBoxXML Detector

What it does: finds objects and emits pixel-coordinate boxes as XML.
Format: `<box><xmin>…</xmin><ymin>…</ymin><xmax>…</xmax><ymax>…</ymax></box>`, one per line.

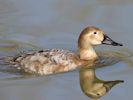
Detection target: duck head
<box><xmin>78</xmin><ymin>26</ymin><xmax>123</xmax><ymax>46</ymax></box>
<box><xmin>78</xmin><ymin>26</ymin><xmax>123</xmax><ymax>60</ymax></box>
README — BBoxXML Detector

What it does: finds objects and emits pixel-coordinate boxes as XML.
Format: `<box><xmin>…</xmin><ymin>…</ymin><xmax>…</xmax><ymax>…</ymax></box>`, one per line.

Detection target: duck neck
<box><xmin>78</xmin><ymin>42</ymin><xmax>98</xmax><ymax>61</ymax></box>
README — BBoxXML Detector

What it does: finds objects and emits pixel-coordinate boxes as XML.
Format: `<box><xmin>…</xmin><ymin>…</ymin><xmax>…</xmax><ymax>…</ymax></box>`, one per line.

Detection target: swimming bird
<box><xmin>2</xmin><ymin>26</ymin><xmax>123</xmax><ymax>75</ymax></box>
<box><xmin>80</xmin><ymin>68</ymin><xmax>124</xmax><ymax>99</ymax></box>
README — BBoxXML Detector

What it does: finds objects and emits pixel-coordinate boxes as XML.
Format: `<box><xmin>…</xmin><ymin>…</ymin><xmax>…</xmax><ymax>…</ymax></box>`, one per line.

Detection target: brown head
<box><xmin>78</xmin><ymin>26</ymin><xmax>123</xmax><ymax>48</ymax></box>
<box><xmin>78</xmin><ymin>26</ymin><xmax>123</xmax><ymax>60</ymax></box>
<box><xmin>78</xmin><ymin>26</ymin><xmax>104</xmax><ymax>49</ymax></box>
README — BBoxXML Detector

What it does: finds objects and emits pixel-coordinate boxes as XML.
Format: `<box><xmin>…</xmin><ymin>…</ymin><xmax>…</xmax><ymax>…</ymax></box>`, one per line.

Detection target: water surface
<box><xmin>0</xmin><ymin>0</ymin><xmax>133</xmax><ymax>100</ymax></box>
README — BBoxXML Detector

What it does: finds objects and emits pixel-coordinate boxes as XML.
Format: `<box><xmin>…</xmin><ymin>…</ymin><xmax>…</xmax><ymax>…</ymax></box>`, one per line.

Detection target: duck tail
<box><xmin>0</xmin><ymin>56</ymin><xmax>15</xmax><ymax>64</ymax></box>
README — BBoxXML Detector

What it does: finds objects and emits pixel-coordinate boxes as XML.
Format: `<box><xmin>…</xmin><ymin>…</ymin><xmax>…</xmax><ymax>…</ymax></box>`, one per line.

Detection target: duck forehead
<box><xmin>84</xmin><ymin>30</ymin><xmax>104</xmax><ymax>39</ymax></box>
<box><xmin>87</xmin><ymin>28</ymin><xmax>103</xmax><ymax>35</ymax></box>
<box><xmin>87</xmin><ymin>26</ymin><xmax>102</xmax><ymax>32</ymax></box>
<box><xmin>80</xmin><ymin>26</ymin><xmax>102</xmax><ymax>37</ymax></box>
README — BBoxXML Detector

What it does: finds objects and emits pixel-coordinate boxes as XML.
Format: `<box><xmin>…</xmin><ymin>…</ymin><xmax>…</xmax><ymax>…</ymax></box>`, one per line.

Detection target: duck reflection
<box><xmin>80</xmin><ymin>68</ymin><xmax>124</xmax><ymax>99</ymax></box>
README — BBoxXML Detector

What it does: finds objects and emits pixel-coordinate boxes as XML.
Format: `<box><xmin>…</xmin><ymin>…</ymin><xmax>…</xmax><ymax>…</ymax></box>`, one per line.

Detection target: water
<box><xmin>0</xmin><ymin>0</ymin><xmax>133</xmax><ymax>100</ymax></box>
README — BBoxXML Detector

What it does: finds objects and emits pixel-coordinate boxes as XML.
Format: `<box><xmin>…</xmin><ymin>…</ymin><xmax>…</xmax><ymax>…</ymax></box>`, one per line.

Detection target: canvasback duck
<box><xmin>2</xmin><ymin>26</ymin><xmax>123</xmax><ymax>75</ymax></box>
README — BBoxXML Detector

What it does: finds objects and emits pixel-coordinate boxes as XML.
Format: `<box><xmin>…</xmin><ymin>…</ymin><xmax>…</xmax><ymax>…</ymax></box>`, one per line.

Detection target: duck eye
<box><xmin>96</xmin><ymin>93</ymin><xmax>100</xmax><ymax>96</ymax></box>
<box><xmin>94</xmin><ymin>32</ymin><xmax>97</xmax><ymax>34</ymax></box>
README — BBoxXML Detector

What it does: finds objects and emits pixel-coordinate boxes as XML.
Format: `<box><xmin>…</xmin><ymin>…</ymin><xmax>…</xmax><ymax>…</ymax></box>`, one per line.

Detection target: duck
<box><xmin>80</xmin><ymin>68</ymin><xmax>124</xmax><ymax>99</ymax></box>
<box><xmin>2</xmin><ymin>26</ymin><xmax>123</xmax><ymax>75</ymax></box>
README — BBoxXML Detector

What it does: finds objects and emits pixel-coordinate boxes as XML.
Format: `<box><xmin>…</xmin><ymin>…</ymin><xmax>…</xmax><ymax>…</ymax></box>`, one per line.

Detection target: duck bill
<box><xmin>104</xmin><ymin>80</ymin><xmax>124</xmax><ymax>92</ymax></box>
<box><xmin>102</xmin><ymin>35</ymin><xmax>123</xmax><ymax>46</ymax></box>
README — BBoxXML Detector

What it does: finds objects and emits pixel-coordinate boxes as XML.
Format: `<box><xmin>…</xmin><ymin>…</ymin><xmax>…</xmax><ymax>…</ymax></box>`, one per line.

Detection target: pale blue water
<box><xmin>0</xmin><ymin>0</ymin><xmax>133</xmax><ymax>100</ymax></box>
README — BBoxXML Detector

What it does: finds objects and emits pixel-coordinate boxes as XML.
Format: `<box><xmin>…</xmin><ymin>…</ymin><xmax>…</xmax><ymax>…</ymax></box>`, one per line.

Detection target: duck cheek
<box><xmin>89</xmin><ymin>38</ymin><xmax>101</xmax><ymax>45</ymax></box>
<box><xmin>91</xmin><ymin>40</ymin><xmax>102</xmax><ymax>45</ymax></box>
